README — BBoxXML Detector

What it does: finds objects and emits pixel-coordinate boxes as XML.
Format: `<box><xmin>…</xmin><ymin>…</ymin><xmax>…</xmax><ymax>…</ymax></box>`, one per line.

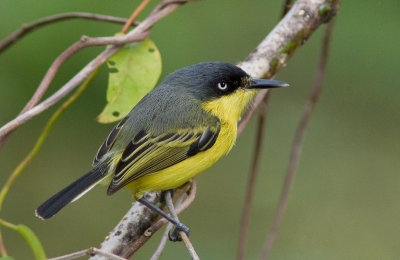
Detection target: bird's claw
<box><xmin>168</xmin><ymin>222</ymin><xmax>190</xmax><ymax>242</ymax></box>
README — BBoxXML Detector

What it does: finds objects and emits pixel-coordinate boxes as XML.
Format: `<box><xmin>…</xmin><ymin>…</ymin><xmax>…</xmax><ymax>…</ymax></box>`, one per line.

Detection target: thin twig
<box><xmin>0</xmin><ymin>12</ymin><xmax>134</xmax><ymax>54</ymax></box>
<box><xmin>238</xmin><ymin>90</ymin><xmax>268</xmax><ymax>135</ymax></box>
<box><xmin>48</xmin><ymin>247</ymin><xmax>126</xmax><ymax>260</ymax></box>
<box><xmin>150</xmin><ymin>223</ymin><xmax>173</xmax><ymax>260</ymax></box>
<box><xmin>165</xmin><ymin>191</ymin><xmax>200</xmax><ymax>260</ymax></box>
<box><xmin>0</xmin><ymin>0</ymin><xmax>192</xmax><ymax>145</ymax></box>
<box><xmin>121</xmin><ymin>0</ymin><xmax>151</xmax><ymax>34</ymax></box>
<box><xmin>150</xmin><ymin>193</ymin><xmax>187</xmax><ymax>260</ymax></box>
<box><xmin>180</xmin><ymin>232</ymin><xmax>199</xmax><ymax>260</ymax></box>
<box><xmin>260</xmin><ymin>19</ymin><xmax>336</xmax><ymax>260</ymax></box>
<box><xmin>237</xmin><ymin>93</ymin><xmax>270</xmax><ymax>260</ymax></box>
<box><xmin>91</xmin><ymin>248</ymin><xmax>127</xmax><ymax>260</ymax></box>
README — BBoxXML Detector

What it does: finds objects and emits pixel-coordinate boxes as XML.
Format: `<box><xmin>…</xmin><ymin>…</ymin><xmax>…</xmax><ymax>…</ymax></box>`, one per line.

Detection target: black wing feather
<box><xmin>93</xmin><ymin>116</ymin><xmax>128</xmax><ymax>166</ymax></box>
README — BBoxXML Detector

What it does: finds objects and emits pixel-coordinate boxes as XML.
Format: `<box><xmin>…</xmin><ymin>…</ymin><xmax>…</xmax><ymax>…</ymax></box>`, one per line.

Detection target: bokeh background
<box><xmin>0</xmin><ymin>0</ymin><xmax>399</xmax><ymax>259</ymax></box>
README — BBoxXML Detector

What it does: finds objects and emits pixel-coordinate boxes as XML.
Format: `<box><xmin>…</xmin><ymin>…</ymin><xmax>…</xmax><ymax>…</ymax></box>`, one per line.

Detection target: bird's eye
<box><xmin>217</xmin><ymin>82</ymin><xmax>228</xmax><ymax>91</ymax></box>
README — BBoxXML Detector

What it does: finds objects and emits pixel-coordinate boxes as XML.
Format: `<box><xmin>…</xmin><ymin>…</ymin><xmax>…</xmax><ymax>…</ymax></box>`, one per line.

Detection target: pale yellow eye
<box><xmin>218</xmin><ymin>82</ymin><xmax>228</xmax><ymax>90</ymax></box>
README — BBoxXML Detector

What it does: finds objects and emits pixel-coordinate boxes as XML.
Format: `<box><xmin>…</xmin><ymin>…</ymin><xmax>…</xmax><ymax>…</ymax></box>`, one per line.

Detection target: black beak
<box><xmin>248</xmin><ymin>79</ymin><xmax>289</xmax><ymax>89</ymax></box>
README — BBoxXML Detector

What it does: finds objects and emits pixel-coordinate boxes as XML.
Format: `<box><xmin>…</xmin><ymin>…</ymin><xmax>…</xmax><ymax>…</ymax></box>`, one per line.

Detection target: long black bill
<box><xmin>248</xmin><ymin>79</ymin><xmax>289</xmax><ymax>89</ymax></box>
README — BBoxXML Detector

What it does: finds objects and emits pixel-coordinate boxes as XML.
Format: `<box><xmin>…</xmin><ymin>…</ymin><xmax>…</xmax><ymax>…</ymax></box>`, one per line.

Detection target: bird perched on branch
<box><xmin>36</xmin><ymin>62</ymin><xmax>289</xmax><ymax>240</ymax></box>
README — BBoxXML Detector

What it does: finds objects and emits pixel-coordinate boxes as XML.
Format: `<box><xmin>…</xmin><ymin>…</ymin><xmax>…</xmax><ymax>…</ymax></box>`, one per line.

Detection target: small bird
<box><xmin>36</xmin><ymin>62</ymin><xmax>288</xmax><ymax>238</ymax></box>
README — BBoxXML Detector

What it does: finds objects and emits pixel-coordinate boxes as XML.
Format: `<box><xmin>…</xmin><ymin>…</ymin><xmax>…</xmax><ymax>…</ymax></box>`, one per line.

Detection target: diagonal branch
<box><xmin>238</xmin><ymin>0</ymin><xmax>338</xmax><ymax>131</ymax></box>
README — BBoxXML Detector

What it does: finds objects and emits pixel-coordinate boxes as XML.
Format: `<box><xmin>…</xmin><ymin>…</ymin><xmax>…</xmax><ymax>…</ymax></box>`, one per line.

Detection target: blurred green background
<box><xmin>0</xmin><ymin>0</ymin><xmax>399</xmax><ymax>259</ymax></box>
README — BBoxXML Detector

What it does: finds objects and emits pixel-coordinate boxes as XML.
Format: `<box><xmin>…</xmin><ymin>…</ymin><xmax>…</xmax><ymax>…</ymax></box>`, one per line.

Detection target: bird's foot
<box><xmin>168</xmin><ymin>222</ymin><xmax>190</xmax><ymax>242</ymax></box>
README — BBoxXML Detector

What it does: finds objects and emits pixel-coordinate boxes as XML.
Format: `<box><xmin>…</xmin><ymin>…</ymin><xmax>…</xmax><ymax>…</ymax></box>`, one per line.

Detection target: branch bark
<box><xmin>87</xmin><ymin>0</ymin><xmax>339</xmax><ymax>258</ymax></box>
<box><xmin>238</xmin><ymin>0</ymin><xmax>338</xmax><ymax>132</ymax></box>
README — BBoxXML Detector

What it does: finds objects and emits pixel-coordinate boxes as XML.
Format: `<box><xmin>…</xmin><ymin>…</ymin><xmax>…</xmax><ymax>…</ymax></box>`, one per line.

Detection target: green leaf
<box><xmin>15</xmin><ymin>224</ymin><xmax>46</xmax><ymax>260</ymax></box>
<box><xmin>97</xmin><ymin>39</ymin><xmax>162</xmax><ymax>123</ymax></box>
<box><xmin>0</xmin><ymin>257</ymin><xmax>15</xmax><ymax>260</ymax></box>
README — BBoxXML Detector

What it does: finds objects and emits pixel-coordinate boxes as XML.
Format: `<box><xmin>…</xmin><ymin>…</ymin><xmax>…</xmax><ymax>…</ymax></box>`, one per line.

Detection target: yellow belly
<box><xmin>127</xmin><ymin>121</ymin><xmax>237</xmax><ymax>198</ymax></box>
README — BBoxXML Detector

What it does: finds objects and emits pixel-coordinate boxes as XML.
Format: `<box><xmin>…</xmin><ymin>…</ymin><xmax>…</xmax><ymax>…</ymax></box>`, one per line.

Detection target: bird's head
<box><xmin>161</xmin><ymin>62</ymin><xmax>289</xmax><ymax>122</ymax></box>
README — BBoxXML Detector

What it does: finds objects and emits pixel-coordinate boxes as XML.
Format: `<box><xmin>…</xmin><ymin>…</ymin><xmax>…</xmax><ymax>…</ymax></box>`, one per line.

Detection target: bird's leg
<box><xmin>138</xmin><ymin>191</ymin><xmax>190</xmax><ymax>242</ymax></box>
<box><xmin>163</xmin><ymin>189</ymin><xmax>190</xmax><ymax>241</ymax></box>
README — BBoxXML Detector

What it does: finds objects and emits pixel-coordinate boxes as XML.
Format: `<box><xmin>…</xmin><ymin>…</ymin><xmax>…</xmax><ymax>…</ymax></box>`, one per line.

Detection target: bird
<box><xmin>36</xmin><ymin>62</ymin><xmax>289</xmax><ymax>238</ymax></box>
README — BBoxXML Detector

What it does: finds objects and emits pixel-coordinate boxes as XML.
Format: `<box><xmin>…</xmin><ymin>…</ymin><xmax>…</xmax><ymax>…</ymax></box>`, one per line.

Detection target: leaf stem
<box><xmin>0</xmin><ymin>219</ymin><xmax>17</xmax><ymax>230</ymax></box>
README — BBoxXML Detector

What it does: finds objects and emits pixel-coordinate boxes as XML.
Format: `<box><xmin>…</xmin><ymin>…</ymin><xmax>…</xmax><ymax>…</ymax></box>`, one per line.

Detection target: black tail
<box><xmin>35</xmin><ymin>169</ymin><xmax>105</xmax><ymax>219</ymax></box>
